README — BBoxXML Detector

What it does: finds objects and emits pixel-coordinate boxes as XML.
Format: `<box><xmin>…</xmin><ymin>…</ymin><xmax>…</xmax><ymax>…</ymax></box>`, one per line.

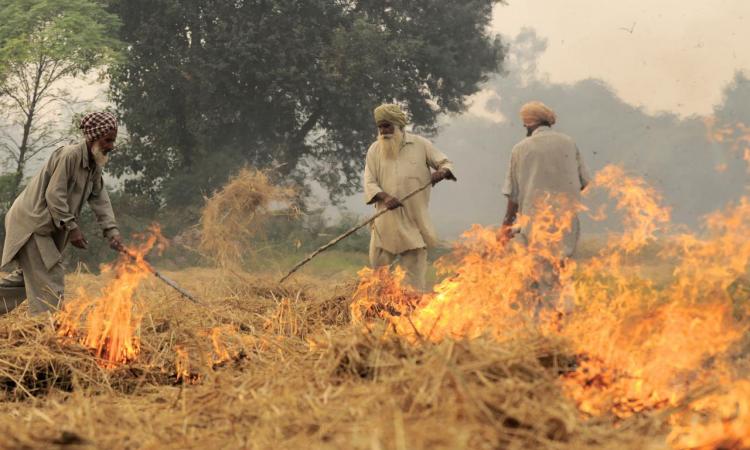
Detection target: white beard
<box><xmin>378</xmin><ymin>127</ymin><xmax>404</xmax><ymax>160</ymax></box>
<box><xmin>91</xmin><ymin>142</ymin><xmax>109</xmax><ymax>167</ymax></box>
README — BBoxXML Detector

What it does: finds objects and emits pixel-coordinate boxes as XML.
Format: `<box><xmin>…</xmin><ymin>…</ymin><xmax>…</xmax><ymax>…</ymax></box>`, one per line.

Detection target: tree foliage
<box><xmin>108</xmin><ymin>0</ymin><xmax>505</xmax><ymax>209</ymax></box>
<box><xmin>0</xmin><ymin>0</ymin><xmax>122</xmax><ymax>195</ymax></box>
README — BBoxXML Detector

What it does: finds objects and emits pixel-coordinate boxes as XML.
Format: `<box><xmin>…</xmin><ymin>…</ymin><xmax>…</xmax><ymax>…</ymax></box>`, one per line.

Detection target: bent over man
<box><xmin>0</xmin><ymin>111</ymin><xmax>123</xmax><ymax>315</ymax></box>
<box><xmin>363</xmin><ymin>104</ymin><xmax>456</xmax><ymax>291</ymax></box>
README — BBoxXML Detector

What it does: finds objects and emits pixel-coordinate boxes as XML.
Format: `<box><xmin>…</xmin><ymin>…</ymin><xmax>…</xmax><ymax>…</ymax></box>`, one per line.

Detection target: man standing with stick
<box><xmin>0</xmin><ymin>111</ymin><xmax>123</xmax><ymax>315</ymax></box>
<box><xmin>363</xmin><ymin>104</ymin><xmax>456</xmax><ymax>291</ymax></box>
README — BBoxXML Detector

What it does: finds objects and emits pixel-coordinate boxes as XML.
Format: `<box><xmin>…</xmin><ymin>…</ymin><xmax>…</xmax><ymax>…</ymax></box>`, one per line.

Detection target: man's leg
<box><xmin>532</xmin><ymin>258</ymin><xmax>562</xmax><ymax>322</ymax></box>
<box><xmin>0</xmin><ymin>266</ymin><xmax>27</xmax><ymax>314</ymax></box>
<box><xmin>17</xmin><ymin>238</ymin><xmax>64</xmax><ymax>315</ymax></box>
<box><xmin>0</xmin><ymin>285</ymin><xmax>26</xmax><ymax>315</ymax></box>
<box><xmin>399</xmin><ymin>248</ymin><xmax>428</xmax><ymax>292</ymax></box>
<box><xmin>369</xmin><ymin>239</ymin><xmax>397</xmax><ymax>269</ymax></box>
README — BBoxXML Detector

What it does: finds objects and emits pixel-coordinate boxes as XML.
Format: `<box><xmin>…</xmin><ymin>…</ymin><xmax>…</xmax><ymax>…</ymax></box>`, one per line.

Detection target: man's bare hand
<box><xmin>431</xmin><ymin>169</ymin><xmax>456</xmax><ymax>186</ymax></box>
<box><xmin>109</xmin><ymin>234</ymin><xmax>124</xmax><ymax>252</ymax></box>
<box><xmin>373</xmin><ymin>191</ymin><xmax>403</xmax><ymax>209</ymax></box>
<box><xmin>383</xmin><ymin>194</ymin><xmax>403</xmax><ymax>210</ymax></box>
<box><xmin>69</xmin><ymin>227</ymin><xmax>88</xmax><ymax>249</ymax></box>
<box><xmin>498</xmin><ymin>225</ymin><xmax>514</xmax><ymax>243</ymax></box>
<box><xmin>431</xmin><ymin>169</ymin><xmax>446</xmax><ymax>185</ymax></box>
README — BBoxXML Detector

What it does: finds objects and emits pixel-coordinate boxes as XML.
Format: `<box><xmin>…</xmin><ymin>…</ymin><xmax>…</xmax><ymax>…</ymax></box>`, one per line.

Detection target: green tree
<box><xmin>108</xmin><ymin>0</ymin><xmax>505</xmax><ymax>213</ymax></box>
<box><xmin>0</xmin><ymin>0</ymin><xmax>122</xmax><ymax>196</ymax></box>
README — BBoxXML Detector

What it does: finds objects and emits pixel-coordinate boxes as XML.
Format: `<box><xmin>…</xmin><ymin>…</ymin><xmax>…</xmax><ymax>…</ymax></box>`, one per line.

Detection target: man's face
<box><xmin>91</xmin><ymin>130</ymin><xmax>117</xmax><ymax>166</ymax></box>
<box><xmin>377</xmin><ymin>121</ymin><xmax>396</xmax><ymax>138</ymax></box>
<box><xmin>94</xmin><ymin>130</ymin><xmax>117</xmax><ymax>155</ymax></box>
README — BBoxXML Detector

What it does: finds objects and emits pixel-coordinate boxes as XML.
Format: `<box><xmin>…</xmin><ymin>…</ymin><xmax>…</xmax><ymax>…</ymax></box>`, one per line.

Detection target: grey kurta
<box><xmin>502</xmin><ymin>127</ymin><xmax>590</xmax><ymax>257</ymax></box>
<box><xmin>363</xmin><ymin>132</ymin><xmax>455</xmax><ymax>255</ymax></box>
<box><xmin>2</xmin><ymin>140</ymin><xmax>119</xmax><ymax>271</ymax></box>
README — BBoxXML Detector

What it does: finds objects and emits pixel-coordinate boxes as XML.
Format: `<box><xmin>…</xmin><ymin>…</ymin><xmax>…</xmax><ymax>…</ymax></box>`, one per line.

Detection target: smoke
<box><xmin>344</xmin><ymin>29</ymin><xmax>749</xmax><ymax>241</ymax></box>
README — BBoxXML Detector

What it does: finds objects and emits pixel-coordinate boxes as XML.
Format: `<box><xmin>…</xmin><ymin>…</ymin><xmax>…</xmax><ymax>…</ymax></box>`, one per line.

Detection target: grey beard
<box><xmin>92</xmin><ymin>145</ymin><xmax>109</xmax><ymax>167</ymax></box>
<box><xmin>378</xmin><ymin>129</ymin><xmax>404</xmax><ymax>159</ymax></box>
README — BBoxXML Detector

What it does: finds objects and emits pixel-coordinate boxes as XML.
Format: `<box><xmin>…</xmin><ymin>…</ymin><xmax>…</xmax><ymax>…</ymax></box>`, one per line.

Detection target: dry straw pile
<box><xmin>0</xmin><ymin>269</ymin><xmax>671</xmax><ymax>450</ymax></box>
<box><xmin>199</xmin><ymin>168</ymin><xmax>295</xmax><ymax>268</ymax></box>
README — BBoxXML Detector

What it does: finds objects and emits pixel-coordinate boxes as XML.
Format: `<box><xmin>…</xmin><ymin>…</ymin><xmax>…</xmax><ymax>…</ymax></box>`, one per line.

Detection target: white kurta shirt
<box><xmin>502</xmin><ymin>127</ymin><xmax>590</xmax><ymax>256</ymax></box>
<box><xmin>364</xmin><ymin>133</ymin><xmax>455</xmax><ymax>255</ymax></box>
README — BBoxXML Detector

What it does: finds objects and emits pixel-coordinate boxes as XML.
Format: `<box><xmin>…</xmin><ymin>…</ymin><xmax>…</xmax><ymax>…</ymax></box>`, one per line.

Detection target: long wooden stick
<box><xmin>120</xmin><ymin>248</ymin><xmax>203</xmax><ymax>304</ymax></box>
<box><xmin>279</xmin><ymin>180</ymin><xmax>433</xmax><ymax>284</ymax></box>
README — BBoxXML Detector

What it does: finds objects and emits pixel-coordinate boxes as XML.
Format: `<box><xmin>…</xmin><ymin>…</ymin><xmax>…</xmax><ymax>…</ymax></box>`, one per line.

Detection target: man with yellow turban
<box><xmin>501</xmin><ymin>101</ymin><xmax>590</xmax><ymax>256</ymax></box>
<box><xmin>0</xmin><ymin>111</ymin><xmax>123</xmax><ymax>315</ymax></box>
<box><xmin>363</xmin><ymin>104</ymin><xmax>456</xmax><ymax>291</ymax></box>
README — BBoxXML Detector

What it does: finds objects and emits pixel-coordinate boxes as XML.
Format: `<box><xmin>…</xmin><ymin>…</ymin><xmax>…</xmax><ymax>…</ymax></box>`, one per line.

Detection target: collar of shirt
<box><xmin>531</xmin><ymin>126</ymin><xmax>552</xmax><ymax>136</ymax></box>
<box><xmin>402</xmin><ymin>131</ymin><xmax>416</xmax><ymax>145</ymax></box>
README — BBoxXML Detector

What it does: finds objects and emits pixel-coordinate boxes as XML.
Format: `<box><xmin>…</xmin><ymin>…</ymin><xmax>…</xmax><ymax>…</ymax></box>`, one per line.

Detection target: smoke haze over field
<box><xmin>343</xmin><ymin>29</ymin><xmax>750</xmax><ymax>240</ymax></box>
<box><xmin>4</xmin><ymin>1</ymin><xmax>750</xmax><ymax>244</ymax></box>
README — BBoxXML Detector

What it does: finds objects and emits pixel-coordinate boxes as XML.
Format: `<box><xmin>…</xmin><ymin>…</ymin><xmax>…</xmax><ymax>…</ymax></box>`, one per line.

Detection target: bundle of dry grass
<box><xmin>199</xmin><ymin>167</ymin><xmax>296</xmax><ymax>268</ymax></box>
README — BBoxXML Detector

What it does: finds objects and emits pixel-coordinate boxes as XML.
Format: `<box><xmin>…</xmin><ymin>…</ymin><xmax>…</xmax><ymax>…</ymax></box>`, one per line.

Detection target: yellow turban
<box><xmin>520</xmin><ymin>101</ymin><xmax>557</xmax><ymax>126</ymax></box>
<box><xmin>374</xmin><ymin>104</ymin><xmax>408</xmax><ymax>128</ymax></box>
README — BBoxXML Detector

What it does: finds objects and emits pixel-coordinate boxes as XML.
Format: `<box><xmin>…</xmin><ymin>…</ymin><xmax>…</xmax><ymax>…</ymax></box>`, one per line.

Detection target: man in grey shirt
<box><xmin>501</xmin><ymin>101</ymin><xmax>591</xmax><ymax>259</ymax></box>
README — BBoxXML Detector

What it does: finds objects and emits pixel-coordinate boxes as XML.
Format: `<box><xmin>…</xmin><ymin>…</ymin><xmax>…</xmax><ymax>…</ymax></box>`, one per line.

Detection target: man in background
<box><xmin>0</xmin><ymin>111</ymin><xmax>123</xmax><ymax>315</ymax></box>
<box><xmin>363</xmin><ymin>104</ymin><xmax>456</xmax><ymax>291</ymax></box>
<box><xmin>501</xmin><ymin>101</ymin><xmax>590</xmax><ymax>257</ymax></box>
<box><xmin>501</xmin><ymin>101</ymin><xmax>590</xmax><ymax>317</ymax></box>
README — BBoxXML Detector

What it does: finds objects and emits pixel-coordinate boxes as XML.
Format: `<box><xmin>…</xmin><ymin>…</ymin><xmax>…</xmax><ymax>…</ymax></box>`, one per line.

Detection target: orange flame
<box><xmin>668</xmin><ymin>380</ymin><xmax>750</xmax><ymax>449</ymax></box>
<box><xmin>352</xmin><ymin>162</ymin><xmax>750</xmax><ymax>446</ymax></box>
<box><xmin>57</xmin><ymin>225</ymin><xmax>166</xmax><ymax>367</ymax></box>
<box><xmin>201</xmin><ymin>325</ymin><xmax>241</xmax><ymax>365</ymax></box>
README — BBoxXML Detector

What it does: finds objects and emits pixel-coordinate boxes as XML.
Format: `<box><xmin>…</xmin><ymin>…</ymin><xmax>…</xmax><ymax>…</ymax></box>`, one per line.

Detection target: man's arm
<box><xmin>88</xmin><ymin>175</ymin><xmax>122</xmax><ymax>249</ymax></box>
<box><xmin>44</xmin><ymin>151</ymin><xmax>77</xmax><ymax>231</ymax></box>
<box><xmin>499</xmin><ymin>197</ymin><xmax>518</xmax><ymax>241</ymax></box>
<box><xmin>425</xmin><ymin>140</ymin><xmax>456</xmax><ymax>184</ymax></box>
<box><xmin>502</xmin><ymin>198</ymin><xmax>519</xmax><ymax>227</ymax></box>
<box><xmin>576</xmin><ymin>145</ymin><xmax>591</xmax><ymax>191</ymax></box>
<box><xmin>500</xmin><ymin>147</ymin><xmax>519</xmax><ymax>241</ymax></box>
<box><xmin>364</xmin><ymin>145</ymin><xmax>402</xmax><ymax>210</ymax></box>
<box><xmin>45</xmin><ymin>150</ymin><xmax>90</xmax><ymax>249</ymax></box>
<box><xmin>364</xmin><ymin>145</ymin><xmax>383</xmax><ymax>204</ymax></box>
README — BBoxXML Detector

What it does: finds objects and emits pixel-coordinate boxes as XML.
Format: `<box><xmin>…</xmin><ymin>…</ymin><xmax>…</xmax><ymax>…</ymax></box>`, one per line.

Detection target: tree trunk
<box><xmin>12</xmin><ymin>112</ymin><xmax>33</xmax><ymax>198</ymax></box>
<box><xmin>11</xmin><ymin>63</ymin><xmax>44</xmax><ymax>198</ymax></box>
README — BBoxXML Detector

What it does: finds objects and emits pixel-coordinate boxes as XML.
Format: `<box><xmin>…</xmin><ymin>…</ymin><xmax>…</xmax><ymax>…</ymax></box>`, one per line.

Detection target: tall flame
<box><xmin>352</xmin><ymin>155</ymin><xmax>750</xmax><ymax>447</ymax></box>
<box><xmin>57</xmin><ymin>226</ymin><xmax>166</xmax><ymax>367</ymax></box>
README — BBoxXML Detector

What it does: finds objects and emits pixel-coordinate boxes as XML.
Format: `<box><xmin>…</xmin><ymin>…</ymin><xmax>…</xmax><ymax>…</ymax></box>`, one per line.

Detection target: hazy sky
<box><xmin>488</xmin><ymin>0</ymin><xmax>749</xmax><ymax>117</ymax></box>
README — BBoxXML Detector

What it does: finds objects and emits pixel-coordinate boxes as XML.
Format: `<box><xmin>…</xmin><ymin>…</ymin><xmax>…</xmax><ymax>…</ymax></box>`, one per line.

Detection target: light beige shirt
<box><xmin>364</xmin><ymin>133</ymin><xmax>455</xmax><ymax>254</ymax></box>
<box><xmin>2</xmin><ymin>141</ymin><xmax>119</xmax><ymax>270</ymax></box>
<box><xmin>502</xmin><ymin>127</ymin><xmax>590</xmax><ymax>256</ymax></box>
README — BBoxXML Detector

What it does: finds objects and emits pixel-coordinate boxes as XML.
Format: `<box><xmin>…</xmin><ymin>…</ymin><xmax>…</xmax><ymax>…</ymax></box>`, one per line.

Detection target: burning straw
<box><xmin>350</xmin><ymin>163</ymin><xmax>750</xmax><ymax>448</ymax></box>
<box><xmin>199</xmin><ymin>167</ymin><xmax>295</xmax><ymax>268</ymax></box>
<box><xmin>1</xmin><ymin>128</ymin><xmax>749</xmax><ymax>448</ymax></box>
